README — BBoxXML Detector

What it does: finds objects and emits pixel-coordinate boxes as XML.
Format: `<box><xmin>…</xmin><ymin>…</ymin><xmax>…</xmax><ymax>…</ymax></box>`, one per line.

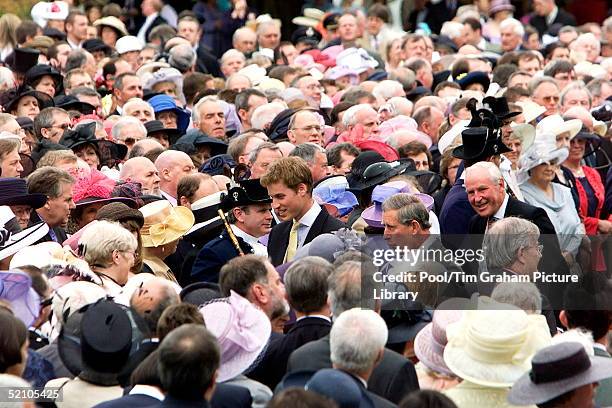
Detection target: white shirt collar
<box><xmin>297</xmin><ymin>200</ymin><xmax>321</xmax><ymax>227</ymax></box>
<box><xmin>67</xmin><ymin>37</ymin><xmax>81</xmax><ymax>49</ymax></box>
<box><xmin>296</xmin><ymin>314</ymin><xmax>331</xmax><ymax>323</ymax></box>
<box><xmin>492</xmin><ymin>193</ymin><xmax>509</xmax><ymax>221</ymax></box>
<box><xmin>546</xmin><ymin>6</ymin><xmax>558</xmax><ymax>26</ymax></box>
<box><xmin>231</xmin><ymin>224</ymin><xmax>268</xmax><ymax>256</ymax></box>
<box><xmin>129</xmin><ymin>385</ymin><xmax>165</xmax><ymax>400</ymax></box>
<box><xmin>160</xmin><ymin>190</ymin><xmax>177</xmax><ymax>206</ymax></box>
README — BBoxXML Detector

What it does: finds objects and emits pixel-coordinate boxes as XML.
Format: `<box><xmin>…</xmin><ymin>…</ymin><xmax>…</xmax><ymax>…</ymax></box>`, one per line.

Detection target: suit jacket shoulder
<box><xmin>505</xmin><ymin>197</ymin><xmax>557</xmax><ymax>235</ymax></box>
<box><xmin>92</xmin><ymin>394</ymin><xmax>160</xmax><ymax>408</ymax></box>
<box><xmin>212</xmin><ymin>383</ymin><xmax>252</xmax><ymax>408</ymax></box>
<box><xmin>191</xmin><ymin>233</ymin><xmax>253</xmax><ymax>283</ymax></box>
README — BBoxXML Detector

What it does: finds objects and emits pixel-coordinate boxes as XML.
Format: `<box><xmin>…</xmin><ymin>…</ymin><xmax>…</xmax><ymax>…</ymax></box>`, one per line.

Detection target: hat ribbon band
<box><xmin>143</xmin><ymin>212</ymin><xmax>192</xmax><ymax>247</ymax></box>
<box><xmin>529</xmin><ymin>350</ymin><xmax>591</xmax><ymax>384</ymax></box>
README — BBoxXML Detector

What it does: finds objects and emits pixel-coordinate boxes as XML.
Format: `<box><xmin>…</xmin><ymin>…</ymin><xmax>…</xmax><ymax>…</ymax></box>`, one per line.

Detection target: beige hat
<box><xmin>292</xmin><ymin>8</ymin><xmax>325</xmax><ymax>28</ymax></box>
<box><xmin>256</xmin><ymin>77</ymin><xmax>286</xmax><ymax>92</ymax></box>
<box><xmin>516</xmin><ymin>100</ymin><xmax>546</xmax><ymax>124</ymax></box>
<box><xmin>93</xmin><ymin>16</ymin><xmax>129</xmax><ymax>37</ymax></box>
<box><xmin>139</xmin><ymin>201</ymin><xmax>195</xmax><ymax>247</ymax></box>
<box><xmin>536</xmin><ymin>114</ymin><xmax>582</xmax><ymax>141</ymax></box>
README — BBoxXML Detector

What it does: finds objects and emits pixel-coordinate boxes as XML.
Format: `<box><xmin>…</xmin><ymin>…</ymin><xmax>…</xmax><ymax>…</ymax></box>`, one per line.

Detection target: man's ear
<box><xmin>232</xmin><ymin>207</ymin><xmax>244</xmax><ymax>223</ymax></box>
<box><xmin>40</xmin><ymin>128</ymin><xmax>50</xmax><ymax>139</ymax></box>
<box><xmin>238</xmin><ymin>108</ymin><xmax>248</xmax><ymax>123</ymax></box>
<box><xmin>559</xmin><ymin>310</ymin><xmax>569</xmax><ymax>329</ymax></box>
<box><xmin>287</xmin><ymin>129</ymin><xmax>296</xmax><ymax>144</ymax></box>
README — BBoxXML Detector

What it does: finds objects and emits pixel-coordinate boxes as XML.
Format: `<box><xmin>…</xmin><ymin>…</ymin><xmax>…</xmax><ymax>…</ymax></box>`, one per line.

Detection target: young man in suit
<box><xmin>247</xmin><ymin>257</ymin><xmax>333</xmax><ymax>389</ymax></box>
<box><xmin>529</xmin><ymin>0</ymin><xmax>576</xmax><ymax>37</ymax></box>
<box><xmin>260</xmin><ymin>157</ymin><xmax>345</xmax><ymax>266</ymax></box>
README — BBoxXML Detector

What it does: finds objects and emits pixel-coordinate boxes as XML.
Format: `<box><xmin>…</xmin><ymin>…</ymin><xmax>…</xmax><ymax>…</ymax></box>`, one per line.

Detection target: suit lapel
<box><xmin>304</xmin><ymin>208</ymin><xmax>329</xmax><ymax>244</ymax></box>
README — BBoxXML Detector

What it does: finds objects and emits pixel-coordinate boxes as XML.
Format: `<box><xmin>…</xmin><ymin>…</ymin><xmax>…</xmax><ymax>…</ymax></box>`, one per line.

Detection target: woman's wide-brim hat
<box><xmin>0</xmin><ymin>206</ymin><xmax>50</xmax><ymax>261</ymax></box>
<box><xmin>536</xmin><ymin>114</ymin><xmax>582</xmax><ymax>141</ymax></box>
<box><xmin>509</xmin><ymin>123</ymin><xmax>536</xmax><ymax>152</ymax></box>
<box><xmin>139</xmin><ymin>200</ymin><xmax>195</xmax><ymax>247</ymax></box>
<box><xmin>0</xmin><ymin>177</ymin><xmax>47</xmax><ymax>209</ymax></box>
<box><xmin>443</xmin><ymin>299</ymin><xmax>552</xmax><ymax>388</ymax></box>
<box><xmin>0</xmin><ymin>86</ymin><xmax>54</xmax><ymax>114</ymax></box>
<box><xmin>516</xmin><ymin>101</ymin><xmax>546</xmax><ymax>124</ymax></box>
<box><xmin>0</xmin><ymin>270</ymin><xmax>41</xmax><ymax>327</ymax></box>
<box><xmin>200</xmin><ymin>291</ymin><xmax>271</xmax><ymax>382</ymax></box>
<box><xmin>508</xmin><ymin>342</ymin><xmax>612</xmax><ymax>406</ymax></box>
<box><xmin>518</xmin><ymin>138</ymin><xmax>568</xmax><ymax>175</ymax></box>
<box><xmin>93</xmin><ymin>16</ymin><xmax>128</xmax><ymax>36</ymax></box>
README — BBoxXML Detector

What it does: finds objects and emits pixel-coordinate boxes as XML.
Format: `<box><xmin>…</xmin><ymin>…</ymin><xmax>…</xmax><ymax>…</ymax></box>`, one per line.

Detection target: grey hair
<box><xmin>372</xmin><ymin>80</ymin><xmax>404</xmax><ymax>101</ymax></box>
<box><xmin>251</xmin><ymin>102</ymin><xmax>286</xmax><ymax>130</ymax></box>
<box><xmin>330</xmin><ymin>308</ymin><xmax>388</xmax><ymax>373</ymax></box>
<box><xmin>288</xmin><ymin>143</ymin><xmax>325</xmax><ymax>165</ymax></box>
<box><xmin>0</xmin><ymin>67</ymin><xmax>15</xmax><ymax>90</ymax></box>
<box><xmin>500</xmin><ymin>18</ymin><xmax>524</xmax><ymax>38</ymax></box>
<box><xmin>483</xmin><ymin>217</ymin><xmax>540</xmax><ymax>270</ymax></box>
<box><xmin>192</xmin><ymin>95</ymin><xmax>220</xmax><ymax>124</ymax></box>
<box><xmin>111</xmin><ymin>116</ymin><xmax>147</xmax><ymax>141</ymax></box>
<box><xmin>570</xmin><ymin>33</ymin><xmax>601</xmax><ymax>54</ymax></box>
<box><xmin>80</xmin><ymin>220</ymin><xmax>138</xmax><ymax>268</ymax></box>
<box><xmin>529</xmin><ymin>76</ymin><xmax>559</xmax><ymax>95</ymax></box>
<box><xmin>256</xmin><ymin>20</ymin><xmax>280</xmax><ymax>36</ymax></box>
<box><xmin>169</xmin><ymin>44</ymin><xmax>197</xmax><ymax>73</ymax></box>
<box><xmin>69</xmin><ymin>86</ymin><xmax>100</xmax><ymax>98</ymax></box>
<box><xmin>284</xmin><ymin>256</ymin><xmax>332</xmax><ymax>313</ymax></box>
<box><xmin>34</xmin><ymin>107</ymin><xmax>69</xmax><ymax>139</ymax></box>
<box><xmin>220</xmin><ymin>49</ymin><xmax>246</xmax><ymax>66</ymax></box>
<box><xmin>560</xmin><ymin>81</ymin><xmax>591</xmax><ymax>107</ymax></box>
<box><xmin>464</xmin><ymin>161</ymin><xmax>502</xmax><ymax>185</ymax></box>
<box><xmin>328</xmin><ymin>261</ymin><xmax>361</xmax><ymax>317</ymax></box>
<box><xmin>382</xmin><ymin>193</ymin><xmax>431</xmax><ymax>229</ymax></box>
<box><xmin>233</xmin><ymin>27</ymin><xmax>256</xmax><ymax>45</ymax></box>
<box><xmin>491</xmin><ymin>281</ymin><xmax>542</xmax><ymax>314</ymax></box>
<box><xmin>248</xmin><ymin>141</ymin><xmax>280</xmax><ymax>164</ymax></box>
<box><xmin>65</xmin><ymin>49</ymin><xmax>89</xmax><ymax>73</ymax></box>
<box><xmin>122</xmin><ymin>98</ymin><xmax>153</xmax><ymax>117</ymax></box>
<box><xmin>342</xmin><ymin>104</ymin><xmax>374</xmax><ymax>127</ymax></box>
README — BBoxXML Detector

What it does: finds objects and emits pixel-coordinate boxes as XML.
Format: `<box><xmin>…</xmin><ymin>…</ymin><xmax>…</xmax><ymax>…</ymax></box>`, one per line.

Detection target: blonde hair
<box><xmin>37</xmin><ymin>150</ymin><xmax>79</xmax><ymax>168</ymax></box>
<box><xmin>0</xmin><ymin>14</ymin><xmax>20</xmax><ymax>49</ymax></box>
<box><xmin>79</xmin><ymin>221</ymin><xmax>137</xmax><ymax>268</ymax></box>
<box><xmin>260</xmin><ymin>156</ymin><xmax>313</xmax><ymax>193</ymax></box>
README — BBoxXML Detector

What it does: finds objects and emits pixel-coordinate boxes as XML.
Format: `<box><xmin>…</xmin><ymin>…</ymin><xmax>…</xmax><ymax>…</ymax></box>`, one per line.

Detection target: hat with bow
<box><xmin>139</xmin><ymin>200</ymin><xmax>195</xmax><ymax>248</ymax></box>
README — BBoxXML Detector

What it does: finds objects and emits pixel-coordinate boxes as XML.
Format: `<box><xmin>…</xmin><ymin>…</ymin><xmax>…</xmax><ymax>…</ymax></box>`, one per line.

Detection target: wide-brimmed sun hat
<box><xmin>536</xmin><ymin>114</ymin><xmax>582</xmax><ymax>141</ymax></box>
<box><xmin>517</xmin><ymin>134</ymin><xmax>568</xmax><ymax>184</ymax></box>
<box><xmin>200</xmin><ymin>291</ymin><xmax>271</xmax><ymax>382</ymax></box>
<box><xmin>139</xmin><ymin>200</ymin><xmax>195</xmax><ymax>247</ymax></box>
<box><xmin>508</xmin><ymin>342</ymin><xmax>612</xmax><ymax>405</ymax></box>
<box><xmin>443</xmin><ymin>298</ymin><xmax>552</xmax><ymax>388</ymax></box>
<box><xmin>0</xmin><ymin>270</ymin><xmax>40</xmax><ymax>327</ymax></box>
<box><xmin>515</xmin><ymin>101</ymin><xmax>546</xmax><ymax>124</ymax></box>
<box><xmin>93</xmin><ymin>16</ymin><xmax>128</xmax><ymax>37</ymax></box>
<box><xmin>0</xmin><ymin>206</ymin><xmax>49</xmax><ymax>261</ymax></box>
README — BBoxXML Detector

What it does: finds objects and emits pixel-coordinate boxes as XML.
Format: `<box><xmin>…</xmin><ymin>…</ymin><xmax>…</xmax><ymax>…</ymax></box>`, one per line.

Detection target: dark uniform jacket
<box><xmin>191</xmin><ymin>231</ymin><xmax>254</xmax><ymax>284</ymax></box>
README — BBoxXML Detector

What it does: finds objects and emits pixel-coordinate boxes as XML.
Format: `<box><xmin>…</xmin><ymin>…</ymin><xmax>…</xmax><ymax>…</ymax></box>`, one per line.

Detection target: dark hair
<box><xmin>563</xmin><ymin>273</ymin><xmax>612</xmax><ymax>341</ymax></box>
<box><xmin>268</xmin><ymin>65</ymin><xmax>299</xmax><ymax>82</ymax></box>
<box><xmin>0</xmin><ymin>310</ymin><xmax>28</xmax><ymax>373</ymax></box>
<box><xmin>16</xmin><ymin>265</ymin><xmax>47</xmax><ymax>298</ymax></box>
<box><xmin>492</xmin><ymin>64</ymin><xmax>518</xmax><ymax>88</ymax></box>
<box><xmin>131</xmin><ymin>349</ymin><xmax>163</xmax><ymax>387</ymax></box>
<box><xmin>543</xmin><ymin>42</ymin><xmax>569</xmax><ymax>60</ymax></box>
<box><xmin>329</xmin><ymin>102</ymin><xmax>354</xmax><ymax>126</ymax></box>
<box><xmin>341</xmin><ymin>88</ymin><xmax>375</xmax><ymax>104</ymax></box>
<box><xmin>235</xmin><ymin>89</ymin><xmax>266</xmax><ymax>113</ymax></box>
<box><xmin>463</xmin><ymin>17</ymin><xmax>481</xmax><ymax>32</ymax></box>
<box><xmin>177</xmin><ymin>173</ymin><xmax>212</xmax><ymax>204</ymax></box>
<box><xmin>65</xmin><ymin>49</ymin><xmax>89</xmax><ymax>73</ymax></box>
<box><xmin>219</xmin><ymin>254</ymin><xmax>269</xmax><ymax>297</ymax></box>
<box><xmin>398</xmin><ymin>141</ymin><xmax>432</xmax><ymax>165</ymax></box>
<box><xmin>268</xmin><ymin>389</ymin><xmax>338</xmax><ymax>408</ymax></box>
<box><xmin>157</xmin><ymin>303</ymin><xmax>205</xmax><ymax>341</ymax></box>
<box><xmin>65</xmin><ymin>10</ymin><xmax>87</xmax><ymax>27</ymax></box>
<box><xmin>543</xmin><ymin>59</ymin><xmax>573</xmax><ymax>77</ymax></box>
<box><xmin>157</xmin><ymin>324</ymin><xmax>220</xmax><ymax>399</ymax></box>
<box><xmin>16</xmin><ymin>21</ymin><xmax>39</xmax><ymax>45</ymax></box>
<box><xmin>451</xmin><ymin>58</ymin><xmax>470</xmax><ymax>80</ymax></box>
<box><xmin>367</xmin><ymin>3</ymin><xmax>390</xmax><ymax>23</ymax></box>
<box><xmin>433</xmin><ymin>81</ymin><xmax>461</xmax><ymax>96</ymax></box>
<box><xmin>504</xmin><ymin>86</ymin><xmax>531</xmax><ymax>103</ymax></box>
<box><xmin>183</xmin><ymin>72</ymin><xmax>213</xmax><ymax>106</ymax></box>
<box><xmin>399</xmin><ymin>390</ymin><xmax>458</xmax><ymax>408</ymax></box>
<box><xmin>114</xmin><ymin>72</ymin><xmax>138</xmax><ymax>92</ymax></box>
<box><xmin>285</xmin><ymin>257</ymin><xmax>332</xmax><ymax>313</ymax></box>
<box><xmin>327</xmin><ymin>142</ymin><xmax>360</xmax><ymax>168</ymax></box>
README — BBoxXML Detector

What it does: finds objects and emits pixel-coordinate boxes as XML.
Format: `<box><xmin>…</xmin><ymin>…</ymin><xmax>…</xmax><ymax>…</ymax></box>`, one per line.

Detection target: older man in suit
<box><xmin>261</xmin><ymin>157</ymin><xmax>345</xmax><ymax>266</ymax></box>
<box><xmin>287</xmin><ymin>261</ymin><xmax>420</xmax><ymax>404</ymax></box>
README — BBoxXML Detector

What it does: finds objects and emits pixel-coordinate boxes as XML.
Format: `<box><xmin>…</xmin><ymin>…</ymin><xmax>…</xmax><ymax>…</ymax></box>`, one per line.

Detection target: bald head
<box><xmin>130</xmin><ymin>138</ymin><xmax>164</xmax><ymax>158</ymax></box>
<box><xmin>130</xmin><ymin>276</ymin><xmax>180</xmax><ymax>334</ymax></box>
<box><xmin>120</xmin><ymin>157</ymin><xmax>161</xmax><ymax>196</ymax></box>
<box><xmin>155</xmin><ymin>150</ymin><xmax>196</xmax><ymax>199</ymax></box>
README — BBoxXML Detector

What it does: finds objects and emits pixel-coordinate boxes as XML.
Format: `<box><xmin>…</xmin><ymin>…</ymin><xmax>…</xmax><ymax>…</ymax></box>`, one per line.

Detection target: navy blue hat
<box><xmin>144</xmin><ymin>120</ymin><xmax>181</xmax><ymax>145</ymax></box>
<box><xmin>455</xmin><ymin>71</ymin><xmax>490</xmax><ymax>91</ymax></box>
<box><xmin>82</xmin><ymin>38</ymin><xmax>112</xmax><ymax>55</ymax></box>
<box><xmin>24</xmin><ymin>64</ymin><xmax>62</xmax><ymax>88</ymax></box>
<box><xmin>199</xmin><ymin>154</ymin><xmax>235</xmax><ymax>176</ymax></box>
<box><xmin>174</xmin><ymin>129</ymin><xmax>228</xmax><ymax>157</ymax></box>
<box><xmin>306</xmin><ymin>369</ymin><xmax>375</xmax><ymax>408</ymax></box>
<box><xmin>267</xmin><ymin>108</ymin><xmax>295</xmax><ymax>141</ymax></box>
<box><xmin>0</xmin><ymin>178</ymin><xmax>46</xmax><ymax>209</ymax></box>
<box><xmin>54</xmin><ymin>95</ymin><xmax>96</xmax><ymax>115</ymax></box>
<box><xmin>148</xmin><ymin>94</ymin><xmax>191</xmax><ymax>133</ymax></box>
<box><xmin>291</xmin><ymin>26</ymin><xmax>322</xmax><ymax>46</ymax></box>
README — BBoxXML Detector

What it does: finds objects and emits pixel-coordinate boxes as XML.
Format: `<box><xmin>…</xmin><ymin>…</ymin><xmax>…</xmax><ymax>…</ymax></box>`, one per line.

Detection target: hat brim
<box><xmin>452</xmin><ymin>139</ymin><xmax>512</xmax><ymax>160</ymax></box>
<box><xmin>414</xmin><ymin>323</ymin><xmax>454</xmax><ymax>376</ymax></box>
<box><xmin>0</xmin><ymin>193</ymin><xmax>47</xmax><ymax>209</ymax></box>
<box><xmin>508</xmin><ymin>356</ymin><xmax>612</xmax><ymax>405</ymax></box>
<box><xmin>0</xmin><ymin>222</ymin><xmax>50</xmax><ymax>261</ymax></box>
<box><xmin>141</xmin><ymin>206</ymin><xmax>195</xmax><ymax>247</ymax></box>
<box><xmin>348</xmin><ymin>162</ymin><xmax>410</xmax><ymax>192</ymax></box>
<box><xmin>6</xmin><ymin>90</ymin><xmax>54</xmax><ymax>113</ymax></box>
<box><xmin>521</xmin><ymin>147</ymin><xmax>569</xmax><ymax>174</ymax></box>
<box><xmin>75</xmin><ymin>197</ymin><xmax>138</xmax><ymax>208</ymax></box>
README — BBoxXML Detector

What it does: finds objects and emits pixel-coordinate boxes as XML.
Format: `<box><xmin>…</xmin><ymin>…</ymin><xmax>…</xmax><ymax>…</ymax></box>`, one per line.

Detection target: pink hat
<box><xmin>321</xmin><ymin>45</ymin><xmax>344</xmax><ymax>61</ymax></box>
<box><xmin>293</xmin><ymin>54</ymin><xmax>326</xmax><ymax>74</ymax></box>
<box><xmin>303</xmin><ymin>49</ymin><xmax>336</xmax><ymax>68</ymax></box>
<box><xmin>200</xmin><ymin>291</ymin><xmax>271</xmax><ymax>382</ymax></box>
<box><xmin>0</xmin><ymin>270</ymin><xmax>40</xmax><ymax>327</ymax></box>
<box><xmin>378</xmin><ymin>116</ymin><xmax>433</xmax><ymax>148</ymax></box>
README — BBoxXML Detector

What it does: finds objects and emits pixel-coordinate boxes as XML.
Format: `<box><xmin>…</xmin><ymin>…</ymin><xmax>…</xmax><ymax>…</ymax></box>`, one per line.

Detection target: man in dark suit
<box><xmin>247</xmin><ymin>257</ymin><xmax>333</xmax><ymax>389</ymax></box>
<box><xmin>529</xmin><ymin>0</ymin><xmax>576</xmax><ymax>37</ymax></box>
<box><xmin>261</xmin><ymin>157</ymin><xmax>345</xmax><ymax>266</ymax></box>
<box><xmin>286</xmin><ymin>261</ymin><xmax>419</xmax><ymax>404</ymax></box>
<box><xmin>465</xmin><ymin>161</ymin><xmax>570</xmax><ymax>307</ymax></box>
<box><xmin>176</xmin><ymin>15</ymin><xmax>223</xmax><ymax>78</ymax></box>
<box><xmin>26</xmin><ymin>167</ymin><xmax>75</xmax><ymax>244</ymax></box>
<box><xmin>192</xmin><ymin>179</ymin><xmax>273</xmax><ymax>284</ymax></box>
<box><xmin>137</xmin><ymin>0</ymin><xmax>168</xmax><ymax>44</ymax></box>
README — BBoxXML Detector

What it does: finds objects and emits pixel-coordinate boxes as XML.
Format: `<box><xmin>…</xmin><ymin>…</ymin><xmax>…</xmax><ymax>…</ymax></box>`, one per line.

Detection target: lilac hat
<box><xmin>324</xmin><ymin>66</ymin><xmax>359</xmax><ymax>82</ymax></box>
<box><xmin>218</xmin><ymin>100</ymin><xmax>241</xmax><ymax>137</ymax></box>
<box><xmin>0</xmin><ymin>270</ymin><xmax>40</xmax><ymax>327</ymax></box>
<box><xmin>414</xmin><ymin>306</ymin><xmax>463</xmax><ymax>376</ymax></box>
<box><xmin>362</xmin><ymin>181</ymin><xmax>434</xmax><ymax>229</ymax></box>
<box><xmin>314</xmin><ymin>176</ymin><xmax>358</xmax><ymax>217</ymax></box>
<box><xmin>200</xmin><ymin>291</ymin><xmax>271</xmax><ymax>382</ymax></box>
<box><xmin>489</xmin><ymin>0</ymin><xmax>515</xmax><ymax>15</ymax></box>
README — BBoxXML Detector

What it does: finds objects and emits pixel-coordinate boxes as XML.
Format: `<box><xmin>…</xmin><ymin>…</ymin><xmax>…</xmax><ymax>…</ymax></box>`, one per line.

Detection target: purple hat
<box><xmin>0</xmin><ymin>270</ymin><xmax>40</xmax><ymax>327</ymax></box>
<box><xmin>362</xmin><ymin>181</ymin><xmax>434</xmax><ymax>229</ymax></box>
<box><xmin>200</xmin><ymin>291</ymin><xmax>271</xmax><ymax>382</ymax></box>
<box><xmin>313</xmin><ymin>182</ymin><xmax>358</xmax><ymax>217</ymax></box>
<box><xmin>489</xmin><ymin>0</ymin><xmax>515</xmax><ymax>15</ymax></box>
<box><xmin>414</xmin><ymin>306</ymin><xmax>463</xmax><ymax>376</ymax></box>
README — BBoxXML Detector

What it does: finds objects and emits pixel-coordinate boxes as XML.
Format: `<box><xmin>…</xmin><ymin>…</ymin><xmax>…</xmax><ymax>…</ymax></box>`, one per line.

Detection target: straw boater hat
<box><xmin>139</xmin><ymin>201</ymin><xmax>195</xmax><ymax>248</ymax></box>
<box><xmin>200</xmin><ymin>291</ymin><xmax>271</xmax><ymax>382</ymax></box>
<box><xmin>508</xmin><ymin>342</ymin><xmax>612</xmax><ymax>405</ymax></box>
<box><xmin>443</xmin><ymin>298</ymin><xmax>552</xmax><ymax>388</ymax></box>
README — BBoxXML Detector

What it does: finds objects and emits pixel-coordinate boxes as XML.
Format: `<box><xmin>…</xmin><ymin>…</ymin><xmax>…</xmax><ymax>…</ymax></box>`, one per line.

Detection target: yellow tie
<box><xmin>284</xmin><ymin>220</ymin><xmax>300</xmax><ymax>262</ymax></box>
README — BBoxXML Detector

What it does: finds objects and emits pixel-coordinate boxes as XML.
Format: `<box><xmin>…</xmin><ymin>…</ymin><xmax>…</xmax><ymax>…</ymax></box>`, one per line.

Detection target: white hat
<box><xmin>509</xmin><ymin>123</ymin><xmax>536</xmax><ymax>152</ymax></box>
<box><xmin>443</xmin><ymin>298</ymin><xmax>552</xmax><ymax>388</ymax></box>
<box><xmin>517</xmin><ymin>134</ymin><xmax>569</xmax><ymax>184</ymax></box>
<box><xmin>438</xmin><ymin>120</ymin><xmax>470</xmax><ymax>154</ymax></box>
<box><xmin>536</xmin><ymin>114</ymin><xmax>582</xmax><ymax>141</ymax></box>
<box><xmin>31</xmin><ymin>1</ymin><xmax>69</xmax><ymax>27</ymax></box>
<box><xmin>0</xmin><ymin>206</ymin><xmax>49</xmax><ymax>261</ymax></box>
<box><xmin>335</xmin><ymin>48</ymin><xmax>378</xmax><ymax>74</ymax></box>
<box><xmin>516</xmin><ymin>100</ymin><xmax>546</xmax><ymax>124</ymax></box>
<box><xmin>292</xmin><ymin>8</ymin><xmax>325</xmax><ymax>27</ymax></box>
<box><xmin>93</xmin><ymin>16</ymin><xmax>129</xmax><ymax>37</ymax></box>
<box><xmin>238</xmin><ymin>64</ymin><xmax>267</xmax><ymax>86</ymax></box>
<box><xmin>115</xmin><ymin>36</ymin><xmax>144</xmax><ymax>54</ymax></box>
<box><xmin>255</xmin><ymin>77</ymin><xmax>286</xmax><ymax>92</ymax></box>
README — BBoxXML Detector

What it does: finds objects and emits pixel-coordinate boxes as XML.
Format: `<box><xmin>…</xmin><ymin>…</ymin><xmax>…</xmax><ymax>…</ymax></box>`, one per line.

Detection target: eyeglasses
<box><xmin>47</xmin><ymin>123</ymin><xmax>71</xmax><ymax>131</ymax></box>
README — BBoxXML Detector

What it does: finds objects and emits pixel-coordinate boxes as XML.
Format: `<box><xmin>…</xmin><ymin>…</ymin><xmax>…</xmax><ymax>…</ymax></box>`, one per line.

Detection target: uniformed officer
<box><xmin>190</xmin><ymin>179</ymin><xmax>273</xmax><ymax>284</ymax></box>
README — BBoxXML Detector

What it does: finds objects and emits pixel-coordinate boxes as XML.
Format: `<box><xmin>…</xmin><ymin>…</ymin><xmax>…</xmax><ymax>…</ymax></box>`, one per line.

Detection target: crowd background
<box><xmin>0</xmin><ymin>0</ymin><xmax>611</xmax><ymax>407</ymax></box>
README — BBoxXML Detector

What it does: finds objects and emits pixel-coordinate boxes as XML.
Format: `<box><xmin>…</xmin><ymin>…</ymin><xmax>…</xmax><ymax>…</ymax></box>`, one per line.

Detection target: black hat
<box><xmin>220</xmin><ymin>179</ymin><xmax>271</xmax><ymax>211</ymax></box>
<box><xmin>174</xmin><ymin>130</ymin><xmax>228</xmax><ymax>157</ymax></box>
<box><xmin>60</xmin><ymin>122</ymin><xmax>128</xmax><ymax>163</ymax></box>
<box><xmin>482</xmin><ymin>96</ymin><xmax>521</xmax><ymax>121</ymax></box>
<box><xmin>0</xmin><ymin>178</ymin><xmax>47</xmax><ymax>209</ymax></box>
<box><xmin>381</xmin><ymin>301</ymin><xmax>432</xmax><ymax>346</ymax></box>
<box><xmin>322</xmin><ymin>13</ymin><xmax>340</xmax><ymax>30</ymax></box>
<box><xmin>144</xmin><ymin>120</ymin><xmax>181</xmax><ymax>145</ymax></box>
<box><xmin>180</xmin><ymin>282</ymin><xmax>222</xmax><ymax>305</ymax></box>
<box><xmin>15</xmin><ymin>117</ymin><xmax>34</xmax><ymax>131</ymax></box>
<box><xmin>455</xmin><ymin>71</ymin><xmax>490</xmax><ymax>91</ymax></box>
<box><xmin>24</xmin><ymin>64</ymin><xmax>62</xmax><ymax>88</ymax></box>
<box><xmin>291</xmin><ymin>26</ymin><xmax>322</xmax><ymax>46</ymax></box>
<box><xmin>4</xmin><ymin>48</ymin><xmax>40</xmax><ymax>74</ymax></box>
<box><xmin>268</xmin><ymin>108</ymin><xmax>295</xmax><ymax>141</ymax></box>
<box><xmin>452</xmin><ymin>127</ymin><xmax>512</xmax><ymax>160</ymax></box>
<box><xmin>54</xmin><ymin>95</ymin><xmax>96</xmax><ymax>115</ymax></box>
<box><xmin>58</xmin><ymin>299</ymin><xmax>148</xmax><ymax>382</ymax></box>
<box><xmin>406</xmin><ymin>86</ymin><xmax>432</xmax><ymax>102</ymax></box>
<box><xmin>42</xmin><ymin>27</ymin><xmax>66</xmax><ymax>41</ymax></box>
<box><xmin>0</xmin><ymin>86</ymin><xmax>54</xmax><ymax>114</ymax></box>
<box><xmin>348</xmin><ymin>161</ymin><xmax>411</xmax><ymax>191</ymax></box>
<box><xmin>82</xmin><ymin>38</ymin><xmax>112</xmax><ymax>55</ymax></box>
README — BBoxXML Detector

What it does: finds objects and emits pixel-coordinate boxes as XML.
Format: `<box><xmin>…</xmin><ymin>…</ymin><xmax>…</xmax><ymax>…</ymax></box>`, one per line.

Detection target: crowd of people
<box><xmin>0</xmin><ymin>0</ymin><xmax>611</xmax><ymax>407</ymax></box>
